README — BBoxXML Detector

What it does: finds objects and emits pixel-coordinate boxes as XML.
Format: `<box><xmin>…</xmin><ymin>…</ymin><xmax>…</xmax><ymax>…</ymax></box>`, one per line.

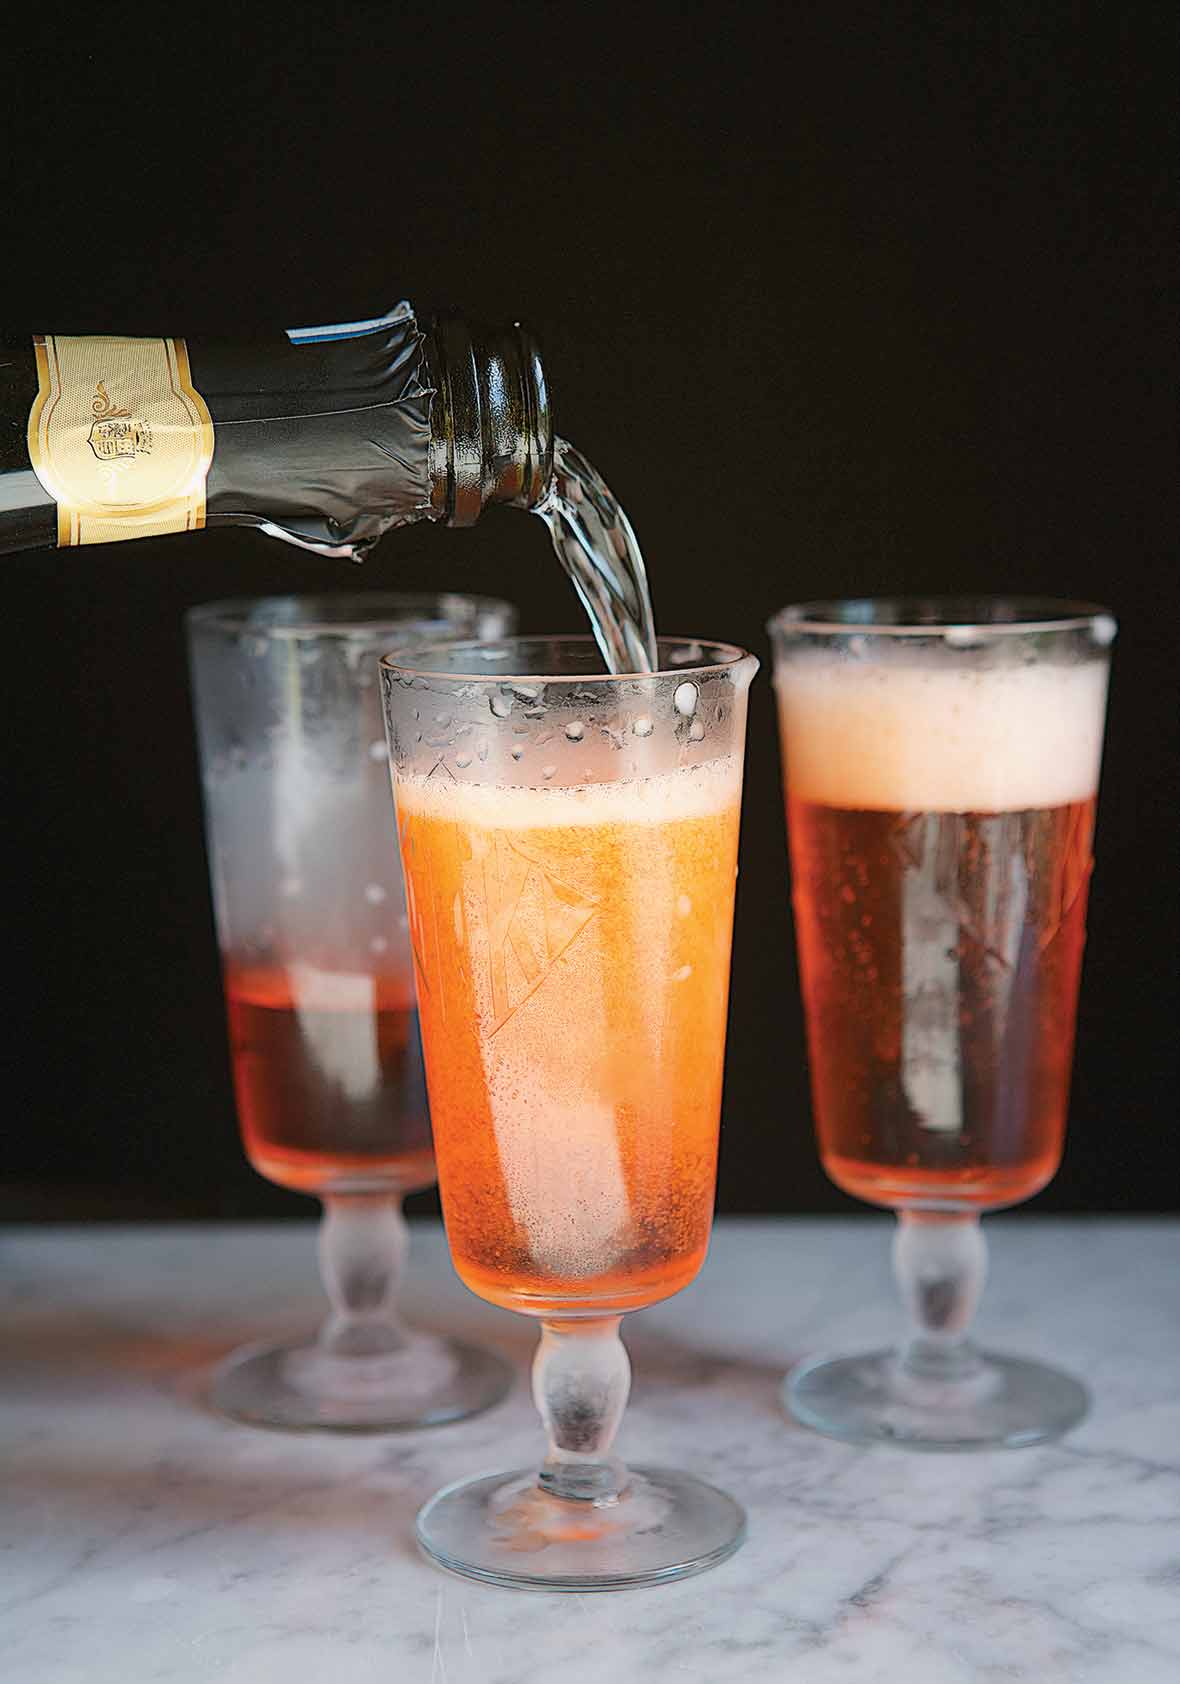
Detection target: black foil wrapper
<box><xmin>0</xmin><ymin>302</ymin><xmax>434</xmax><ymax>559</ymax></box>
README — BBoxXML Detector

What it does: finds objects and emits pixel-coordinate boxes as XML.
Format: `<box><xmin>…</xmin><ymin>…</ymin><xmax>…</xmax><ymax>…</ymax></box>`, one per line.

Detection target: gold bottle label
<box><xmin>27</xmin><ymin>335</ymin><xmax>214</xmax><ymax>546</ymax></box>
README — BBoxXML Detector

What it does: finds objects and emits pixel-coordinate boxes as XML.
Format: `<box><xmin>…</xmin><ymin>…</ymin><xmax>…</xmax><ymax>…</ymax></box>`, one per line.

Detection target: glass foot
<box><xmin>416</xmin><ymin>1464</ymin><xmax>746</xmax><ymax>1591</ymax></box>
<box><xmin>785</xmin><ymin>1347</ymin><xmax>1089</xmax><ymax>1451</ymax></box>
<box><xmin>210</xmin><ymin>1332</ymin><xmax>512</xmax><ymax>1432</ymax></box>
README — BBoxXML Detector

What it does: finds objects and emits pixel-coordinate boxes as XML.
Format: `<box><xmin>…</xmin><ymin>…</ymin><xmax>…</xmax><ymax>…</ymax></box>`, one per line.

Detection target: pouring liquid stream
<box><xmin>532</xmin><ymin>438</ymin><xmax>658</xmax><ymax>675</ymax></box>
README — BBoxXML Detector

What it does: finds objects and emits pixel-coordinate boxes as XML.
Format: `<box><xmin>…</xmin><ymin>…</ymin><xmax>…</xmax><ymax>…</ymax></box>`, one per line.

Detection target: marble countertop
<box><xmin>3</xmin><ymin>1218</ymin><xmax>1178</xmax><ymax>1682</ymax></box>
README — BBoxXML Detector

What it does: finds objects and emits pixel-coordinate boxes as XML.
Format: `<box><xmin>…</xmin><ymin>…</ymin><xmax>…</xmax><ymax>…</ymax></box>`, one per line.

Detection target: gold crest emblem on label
<box><xmin>27</xmin><ymin>335</ymin><xmax>214</xmax><ymax>546</ymax></box>
<box><xmin>87</xmin><ymin>381</ymin><xmax>153</xmax><ymax>464</ymax></box>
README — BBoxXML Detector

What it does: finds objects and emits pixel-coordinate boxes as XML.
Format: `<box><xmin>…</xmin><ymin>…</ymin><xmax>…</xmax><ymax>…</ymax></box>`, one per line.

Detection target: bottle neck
<box><xmin>0</xmin><ymin>311</ymin><xmax>555</xmax><ymax>557</ymax></box>
<box><xmin>425</xmin><ymin>315</ymin><xmax>553</xmax><ymax>526</ymax></box>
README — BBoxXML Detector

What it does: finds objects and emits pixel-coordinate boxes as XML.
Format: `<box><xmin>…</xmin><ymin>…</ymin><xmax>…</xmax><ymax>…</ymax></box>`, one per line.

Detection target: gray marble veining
<box><xmin>2</xmin><ymin>1219</ymin><xmax>1178</xmax><ymax>1681</ymax></box>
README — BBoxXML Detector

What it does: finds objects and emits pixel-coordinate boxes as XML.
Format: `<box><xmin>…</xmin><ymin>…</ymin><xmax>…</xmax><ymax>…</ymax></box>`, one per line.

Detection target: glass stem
<box><xmin>533</xmin><ymin>1317</ymin><xmax>630</xmax><ymax>1504</ymax></box>
<box><xmin>893</xmin><ymin>1211</ymin><xmax>987</xmax><ymax>1381</ymax></box>
<box><xmin>316</xmin><ymin>1192</ymin><xmax>410</xmax><ymax>1360</ymax></box>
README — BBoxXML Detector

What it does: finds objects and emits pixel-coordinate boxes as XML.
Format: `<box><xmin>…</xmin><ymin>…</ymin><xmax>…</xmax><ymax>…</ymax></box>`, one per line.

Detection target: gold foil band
<box><xmin>28</xmin><ymin>335</ymin><xmax>214</xmax><ymax>546</ymax></box>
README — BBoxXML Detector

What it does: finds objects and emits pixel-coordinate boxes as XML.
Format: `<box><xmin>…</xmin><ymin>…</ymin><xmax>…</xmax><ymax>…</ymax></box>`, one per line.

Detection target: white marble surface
<box><xmin>3</xmin><ymin>1218</ymin><xmax>1178</xmax><ymax>1682</ymax></box>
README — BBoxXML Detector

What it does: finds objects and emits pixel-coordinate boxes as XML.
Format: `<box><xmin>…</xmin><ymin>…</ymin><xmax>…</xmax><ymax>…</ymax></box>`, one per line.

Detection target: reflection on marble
<box><xmin>2</xmin><ymin>1219</ymin><xmax>1178</xmax><ymax>1682</ymax></box>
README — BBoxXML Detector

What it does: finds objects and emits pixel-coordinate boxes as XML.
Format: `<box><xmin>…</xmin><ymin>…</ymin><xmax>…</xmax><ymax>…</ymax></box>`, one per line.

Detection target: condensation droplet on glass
<box><xmin>672</xmin><ymin>964</ymin><xmax>693</xmax><ymax>982</ymax></box>
<box><xmin>368</xmin><ymin>739</ymin><xmax>387</xmax><ymax>761</ymax></box>
<box><xmin>564</xmin><ymin>720</ymin><xmax>585</xmax><ymax>741</ymax></box>
<box><xmin>370</xmin><ymin>936</ymin><xmax>388</xmax><ymax>955</ymax></box>
<box><xmin>434</xmin><ymin>712</ymin><xmax>451</xmax><ymax>727</ymax></box>
<box><xmin>688</xmin><ymin>719</ymin><xmax>705</xmax><ymax>741</ymax></box>
<box><xmin>673</xmin><ymin>682</ymin><xmax>698</xmax><ymax>717</ymax></box>
<box><xmin>1092</xmin><ymin>614</ymin><xmax>1117</xmax><ymax>647</ymax></box>
<box><xmin>633</xmin><ymin>715</ymin><xmax>654</xmax><ymax>738</ymax></box>
<box><xmin>677</xmin><ymin>894</ymin><xmax>692</xmax><ymax>918</ymax></box>
<box><xmin>541</xmin><ymin>764</ymin><xmax>557</xmax><ymax>780</ymax></box>
<box><xmin>364</xmin><ymin>883</ymin><xmax>387</xmax><ymax>905</ymax></box>
<box><xmin>490</xmin><ymin>692</ymin><xmax>513</xmax><ymax>719</ymax></box>
<box><xmin>455</xmin><ymin>751</ymin><xmax>472</xmax><ymax>769</ymax></box>
<box><xmin>477</xmin><ymin>739</ymin><xmax>489</xmax><ymax>761</ymax></box>
<box><xmin>510</xmin><ymin>745</ymin><xmax>525</xmax><ymax>761</ymax></box>
<box><xmin>412</xmin><ymin>707</ymin><xmax>420</xmax><ymax>720</ymax></box>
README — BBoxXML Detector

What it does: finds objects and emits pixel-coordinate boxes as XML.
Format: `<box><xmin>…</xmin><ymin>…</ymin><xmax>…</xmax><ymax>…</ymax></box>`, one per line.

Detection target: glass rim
<box><xmin>379</xmin><ymin>633</ymin><xmax>756</xmax><ymax>684</ymax></box>
<box><xmin>185</xmin><ymin>590</ymin><xmax>516</xmax><ymax>641</ymax></box>
<box><xmin>769</xmin><ymin>596</ymin><xmax>1116</xmax><ymax>639</ymax></box>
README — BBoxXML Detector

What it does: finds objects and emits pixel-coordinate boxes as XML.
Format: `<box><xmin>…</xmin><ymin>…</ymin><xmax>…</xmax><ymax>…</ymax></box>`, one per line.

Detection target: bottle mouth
<box><xmin>426</xmin><ymin>316</ymin><xmax>554</xmax><ymax>526</ymax></box>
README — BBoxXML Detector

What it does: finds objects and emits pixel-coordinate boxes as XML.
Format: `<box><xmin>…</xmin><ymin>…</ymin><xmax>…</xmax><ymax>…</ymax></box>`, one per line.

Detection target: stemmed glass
<box><xmin>188</xmin><ymin>592</ymin><xmax>515</xmax><ymax>1431</ymax></box>
<box><xmin>769</xmin><ymin>598</ymin><xmax>1116</xmax><ymax>1449</ymax></box>
<box><xmin>381</xmin><ymin>635</ymin><xmax>757</xmax><ymax>1589</ymax></box>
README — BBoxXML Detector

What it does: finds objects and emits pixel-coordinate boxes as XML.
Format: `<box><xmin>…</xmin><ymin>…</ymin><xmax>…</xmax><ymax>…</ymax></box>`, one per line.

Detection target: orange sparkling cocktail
<box><xmin>396</xmin><ymin>760</ymin><xmax>742</xmax><ymax>1316</ymax></box>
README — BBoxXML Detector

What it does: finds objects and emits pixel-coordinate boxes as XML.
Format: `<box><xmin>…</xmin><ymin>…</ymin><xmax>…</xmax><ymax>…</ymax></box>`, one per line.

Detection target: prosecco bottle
<box><xmin>0</xmin><ymin>303</ymin><xmax>552</xmax><ymax>557</ymax></box>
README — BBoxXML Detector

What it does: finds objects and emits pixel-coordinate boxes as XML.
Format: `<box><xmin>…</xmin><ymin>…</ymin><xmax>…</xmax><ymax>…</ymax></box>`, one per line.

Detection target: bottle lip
<box><xmin>769</xmin><ymin>596</ymin><xmax>1117</xmax><ymax>641</ymax></box>
<box><xmin>185</xmin><ymin>591</ymin><xmax>516</xmax><ymax>641</ymax></box>
<box><xmin>380</xmin><ymin>633</ymin><xmax>757</xmax><ymax>685</ymax></box>
<box><xmin>426</xmin><ymin>315</ymin><xmax>553</xmax><ymax>525</ymax></box>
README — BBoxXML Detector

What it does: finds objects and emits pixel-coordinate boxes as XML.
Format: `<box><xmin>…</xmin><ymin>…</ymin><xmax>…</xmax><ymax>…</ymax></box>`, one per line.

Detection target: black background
<box><xmin>2</xmin><ymin>5</ymin><xmax>1174</xmax><ymax>1222</ymax></box>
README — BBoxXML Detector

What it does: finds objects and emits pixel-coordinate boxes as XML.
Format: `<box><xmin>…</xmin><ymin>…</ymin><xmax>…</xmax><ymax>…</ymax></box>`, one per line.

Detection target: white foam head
<box><xmin>393</xmin><ymin>754</ymin><xmax>743</xmax><ymax>827</ymax></box>
<box><xmin>775</xmin><ymin>656</ymin><xmax>1108</xmax><ymax>811</ymax></box>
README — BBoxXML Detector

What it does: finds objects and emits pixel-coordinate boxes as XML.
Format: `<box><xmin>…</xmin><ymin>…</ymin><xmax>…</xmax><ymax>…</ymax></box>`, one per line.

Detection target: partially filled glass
<box><xmin>382</xmin><ymin>636</ymin><xmax>756</xmax><ymax>1589</ymax></box>
<box><xmin>188</xmin><ymin>592</ymin><xmax>515</xmax><ymax>1430</ymax></box>
<box><xmin>770</xmin><ymin>599</ymin><xmax>1115</xmax><ymax>1449</ymax></box>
